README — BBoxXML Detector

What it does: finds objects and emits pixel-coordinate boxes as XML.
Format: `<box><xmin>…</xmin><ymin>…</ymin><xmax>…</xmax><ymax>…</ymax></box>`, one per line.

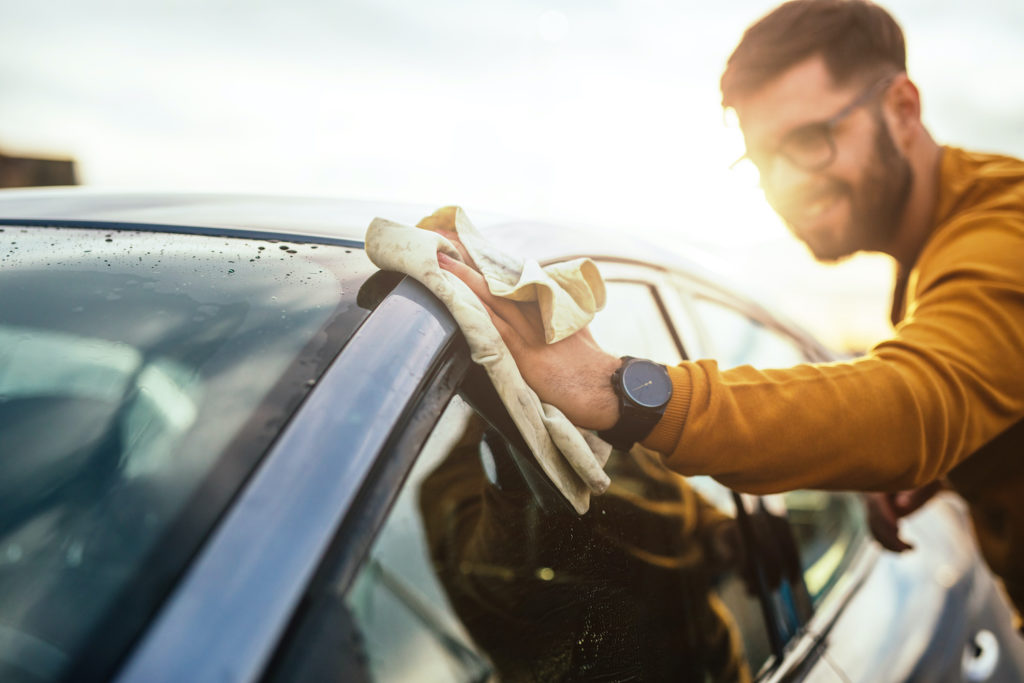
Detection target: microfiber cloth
<box><xmin>365</xmin><ymin>206</ymin><xmax>613</xmax><ymax>514</ymax></box>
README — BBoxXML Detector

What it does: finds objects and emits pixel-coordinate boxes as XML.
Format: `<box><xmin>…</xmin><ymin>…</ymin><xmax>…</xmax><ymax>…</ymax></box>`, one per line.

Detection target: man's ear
<box><xmin>884</xmin><ymin>74</ymin><xmax>923</xmax><ymax>150</ymax></box>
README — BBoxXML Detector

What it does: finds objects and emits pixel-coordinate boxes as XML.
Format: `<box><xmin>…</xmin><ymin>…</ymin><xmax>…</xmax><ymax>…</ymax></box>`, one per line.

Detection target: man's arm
<box><xmin>440</xmin><ymin>215</ymin><xmax>1024</xmax><ymax>495</ymax></box>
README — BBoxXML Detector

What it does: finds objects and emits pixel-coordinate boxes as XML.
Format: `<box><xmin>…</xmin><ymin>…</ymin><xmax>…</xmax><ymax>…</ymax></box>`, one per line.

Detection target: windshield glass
<box><xmin>0</xmin><ymin>225</ymin><xmax>375</xmax><ymax>681</ymax></box>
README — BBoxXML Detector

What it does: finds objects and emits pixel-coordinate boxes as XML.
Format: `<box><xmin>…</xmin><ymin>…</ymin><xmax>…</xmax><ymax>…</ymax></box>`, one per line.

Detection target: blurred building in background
<box><xmin>0</xmin><ymin>149</ymin><xmax>78</xmax><ymax>188</ymax></box>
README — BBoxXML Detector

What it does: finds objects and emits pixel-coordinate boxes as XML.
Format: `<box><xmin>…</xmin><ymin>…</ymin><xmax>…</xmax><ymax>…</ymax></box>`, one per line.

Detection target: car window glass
<box><xmin>0</xmin><ymin>226</ymin><xmax>375</xmax><ymax>682</ymax></box>
<box><xmin>342</xmin><ymin>395</ymin><xmax>494</xmax><ymax>681</ymax></box>
<box><xmin>781</xmin><ymin>490</ymin><xmax>866</xmax><ymax>605</ymax></box>
<box><xmin>588</xmin><ymin>281</ymin><xmax>684</xmax><ymax>364</ymax></box>
<box><xmin>690</xmin><ymin>296</ymin><xmax>805</xmax><ymax>369</ymax></box>
<box><xmin>327</xmin><ymin>382</ymin><xmax>784</xmax><ymax>681</ymax></box>
<box><xmin>687</xmin><ymin>296</ymin><xmax>866</xmax><ymax>607</ymax></box>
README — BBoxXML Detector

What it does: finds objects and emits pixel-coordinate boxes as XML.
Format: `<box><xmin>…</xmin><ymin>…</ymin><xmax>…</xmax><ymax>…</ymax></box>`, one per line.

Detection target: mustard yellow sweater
<box><xmin>643</xmin><ymin>147</ymin><xmax>1024</xmax><ymax>615</ymax></box>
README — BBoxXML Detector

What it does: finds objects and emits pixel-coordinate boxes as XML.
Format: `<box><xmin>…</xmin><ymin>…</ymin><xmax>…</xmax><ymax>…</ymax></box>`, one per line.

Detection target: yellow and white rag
<box><xmin>364</xmin><ymin>206</ymin><xmax>612</xmax><ymax>514</ymax></box>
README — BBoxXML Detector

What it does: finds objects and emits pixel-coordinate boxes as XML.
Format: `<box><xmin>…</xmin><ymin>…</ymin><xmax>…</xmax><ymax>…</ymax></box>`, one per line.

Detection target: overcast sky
<box><xmin>2</xmin><ymin>0</ymin><xmax>1022</xmax><ymax>349</ymax></box>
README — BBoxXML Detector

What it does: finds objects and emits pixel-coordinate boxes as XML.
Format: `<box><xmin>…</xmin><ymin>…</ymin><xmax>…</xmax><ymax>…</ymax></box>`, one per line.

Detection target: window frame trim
<box><xmin>113</xmin><ymin>277</ymin><xmax>465</xmax><ymax>683</ymax></box>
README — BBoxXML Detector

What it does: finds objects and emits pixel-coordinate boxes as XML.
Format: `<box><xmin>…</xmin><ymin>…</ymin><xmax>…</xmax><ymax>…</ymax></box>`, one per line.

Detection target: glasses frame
<box><xmin>731</xmin><ymin>74</ymin><xmax>897</xmax><ymax>174</ymax></box>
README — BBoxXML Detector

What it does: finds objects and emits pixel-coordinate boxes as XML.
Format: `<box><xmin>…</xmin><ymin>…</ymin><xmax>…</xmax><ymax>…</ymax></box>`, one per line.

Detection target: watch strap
<box><xmin>597</xmin><ymin>357</ymin><xmax>671</xmax><ymax>450</ymax></box>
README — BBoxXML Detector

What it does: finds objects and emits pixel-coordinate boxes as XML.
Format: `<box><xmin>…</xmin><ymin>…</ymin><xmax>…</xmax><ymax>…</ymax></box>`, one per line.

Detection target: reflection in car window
<box><xmin>686</xmin><ymin>294</ymin><xmax>866</xmax><ymax>607</ymax></box>
<box><xmin>782</xmin><ymin>491</ymin><xmax>865</xmax><ymax>604</ymax></box>
<box><xmin>0</xmin><ymin>226</ymin><xmax>374</xmax><ymax>681</ymax></box>
<box><xmin>588</xmin><ymin>281</ymin><xmax>684</xmax><ymax>364</ymax></box>
<box><xmin>333</xmin><ymin>381</ymin><xmax>786</xmax><ymax>681</ymax></box>
<box><xmin>690</xmin><ymin>296</ymin><xmax>805</xmax><ymax>370</ymax></box>
<box><xmin>344</xmin><ymin>396</ymin><xmax>493</xmax><ymax>681</ymax></box>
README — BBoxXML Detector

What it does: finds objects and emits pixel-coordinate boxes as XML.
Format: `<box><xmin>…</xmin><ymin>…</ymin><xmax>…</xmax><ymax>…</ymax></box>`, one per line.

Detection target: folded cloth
<box><xmin>365</xmin><ymin>206</ymin><xmax>612</xmax><ymax>514</ymax></box>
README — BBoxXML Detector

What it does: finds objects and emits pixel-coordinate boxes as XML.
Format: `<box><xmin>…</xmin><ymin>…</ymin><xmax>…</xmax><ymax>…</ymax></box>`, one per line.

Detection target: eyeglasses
<box><xmin>732</xmin><ymin>75</ymin><xmax>895</xmax><ymax>175</ymax></box>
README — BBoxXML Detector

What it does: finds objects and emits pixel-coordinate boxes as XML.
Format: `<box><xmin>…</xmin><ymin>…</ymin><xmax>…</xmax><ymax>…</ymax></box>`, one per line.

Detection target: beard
<box><xmin>780</xmin><ymin>112</ymin><xmax>913</xmax><ymax>263</ymax></box>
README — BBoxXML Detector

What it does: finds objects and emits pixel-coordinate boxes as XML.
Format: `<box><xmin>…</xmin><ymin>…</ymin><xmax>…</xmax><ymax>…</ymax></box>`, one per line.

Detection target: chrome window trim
<box><xmin>114</xmin><ymin>278</ymin><xmax>458</xmax><ymax>683</ymax></box>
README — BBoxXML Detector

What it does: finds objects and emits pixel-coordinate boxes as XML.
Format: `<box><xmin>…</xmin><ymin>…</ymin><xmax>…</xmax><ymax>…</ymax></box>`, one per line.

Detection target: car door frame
<box><xmin>114</xmin><ymin>276</ymin><xmax>471</xmax><ymax>683</ymax></box>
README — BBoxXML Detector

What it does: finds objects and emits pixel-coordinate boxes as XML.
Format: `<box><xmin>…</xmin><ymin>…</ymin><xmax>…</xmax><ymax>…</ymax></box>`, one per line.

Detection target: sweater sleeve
<box><xmin>642</xmin><ymin>213</ymin><xmax>1024</xmax><ymax>495</ymax></box>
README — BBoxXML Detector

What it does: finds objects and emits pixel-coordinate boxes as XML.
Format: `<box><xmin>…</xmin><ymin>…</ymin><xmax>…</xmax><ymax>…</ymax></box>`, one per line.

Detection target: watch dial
<box><xmin>621</xmin><ymin>361</ymin><xmax>672</xmax><ymax>408</ymax></box>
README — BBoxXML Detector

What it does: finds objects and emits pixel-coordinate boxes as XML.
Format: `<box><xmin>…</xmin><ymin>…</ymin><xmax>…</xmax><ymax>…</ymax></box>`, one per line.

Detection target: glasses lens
<box><xmin>779</xmin><ymin>124</ymin><xmax>834</xmax><ymax>170</ymax></box>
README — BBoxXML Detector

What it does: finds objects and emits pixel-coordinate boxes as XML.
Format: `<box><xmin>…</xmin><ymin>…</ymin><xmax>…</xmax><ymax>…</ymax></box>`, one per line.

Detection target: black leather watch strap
<box><xmin>597</xmin><ymin>357</ymin><xmax>672</xmax><ymax>451</ymax></box>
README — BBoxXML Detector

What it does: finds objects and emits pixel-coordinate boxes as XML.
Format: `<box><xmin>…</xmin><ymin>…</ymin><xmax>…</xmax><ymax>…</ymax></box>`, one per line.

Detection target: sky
<box><xmin>2</xmin><ymin>0</ymin><xmax>1022</xmax><ymax>350</ymax></box>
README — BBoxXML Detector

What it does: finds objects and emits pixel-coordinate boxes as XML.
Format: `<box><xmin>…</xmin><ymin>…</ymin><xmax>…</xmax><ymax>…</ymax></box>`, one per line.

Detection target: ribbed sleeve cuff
<box><xmin>641</xmin><ymin>363</ymin><xmax>692</xmax><ymax>455</ymax></box>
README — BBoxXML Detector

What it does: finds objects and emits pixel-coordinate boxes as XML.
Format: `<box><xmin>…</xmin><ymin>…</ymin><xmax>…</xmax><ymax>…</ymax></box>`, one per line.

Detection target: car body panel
<box><xmin>821</xmin><ymin>494</ymin><xmax>1024</xmax><ymax>682</ymax></box>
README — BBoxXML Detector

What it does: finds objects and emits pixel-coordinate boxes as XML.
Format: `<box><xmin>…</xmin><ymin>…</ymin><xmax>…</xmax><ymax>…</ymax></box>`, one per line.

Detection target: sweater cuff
<box><xmin>641</xmin><ymin>363</ymin><xmax>692</xmax><ymax>454</ymax></box>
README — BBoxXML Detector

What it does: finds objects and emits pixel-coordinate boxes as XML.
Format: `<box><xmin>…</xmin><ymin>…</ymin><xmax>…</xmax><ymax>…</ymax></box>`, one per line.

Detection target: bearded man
<box><xmin>439</xmin><ymin>0</ymin><xmax>1024</xmax><ymax>627</ymax></box>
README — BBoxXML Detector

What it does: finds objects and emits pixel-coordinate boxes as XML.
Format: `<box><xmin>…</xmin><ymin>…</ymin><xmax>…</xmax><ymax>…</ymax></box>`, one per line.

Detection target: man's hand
<box><xmin>437</xmin><ymin>251</ymin><xmax>621</xmax><ymax>431</ymax></box>
<box><xmin>863</xmin><ymin>481</ymin><xmax>944</xmax><ymax>552</ymax></box>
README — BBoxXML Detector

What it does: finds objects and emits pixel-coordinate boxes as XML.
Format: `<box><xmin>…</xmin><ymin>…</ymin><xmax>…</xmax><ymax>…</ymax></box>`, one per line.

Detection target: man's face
<box><xmin>733</xmin><ymin>56</ymin><xmax>912</xmax><ymax>262</ymax></box>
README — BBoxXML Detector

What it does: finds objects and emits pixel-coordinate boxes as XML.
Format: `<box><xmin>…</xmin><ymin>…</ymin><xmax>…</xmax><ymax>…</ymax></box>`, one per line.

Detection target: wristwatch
<box><xmin>597</xmin><ymin>356</ymin><xmax>673</xmax><ymax>451</ymax></box>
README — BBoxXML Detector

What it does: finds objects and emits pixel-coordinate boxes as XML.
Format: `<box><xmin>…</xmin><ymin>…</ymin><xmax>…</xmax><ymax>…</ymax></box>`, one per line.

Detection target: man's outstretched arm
<box><xmin>439</xmin><ymin>214</ymin><xmax>1024</xmax><ymax>497</ymax></box>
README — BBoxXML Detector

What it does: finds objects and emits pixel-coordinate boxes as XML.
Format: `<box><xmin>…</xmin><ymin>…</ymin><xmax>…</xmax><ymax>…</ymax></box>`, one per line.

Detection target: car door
<box><xmin>253</xmin><ymin>269</ymin><xmax>814</xmax><ymax>681</ymax></box>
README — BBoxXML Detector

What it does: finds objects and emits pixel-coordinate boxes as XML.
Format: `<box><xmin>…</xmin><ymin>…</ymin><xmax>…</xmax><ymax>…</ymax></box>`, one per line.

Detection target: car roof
<box><xmin>0</xmin><ymin>188</ymin><xmax>823</xmax><ymax>350</ymax></box>
<box><xmin>0</xmin><ymin>187</ymin><xmax>720</xmax><ymax>273</ymax></box>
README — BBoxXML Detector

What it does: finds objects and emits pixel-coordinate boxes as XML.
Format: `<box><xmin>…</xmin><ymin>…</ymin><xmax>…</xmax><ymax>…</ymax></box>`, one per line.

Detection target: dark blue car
<box><xmin>0</xmin><ymin>190</ymin><xmax>1021</xmax><ymax>682</ymax></box>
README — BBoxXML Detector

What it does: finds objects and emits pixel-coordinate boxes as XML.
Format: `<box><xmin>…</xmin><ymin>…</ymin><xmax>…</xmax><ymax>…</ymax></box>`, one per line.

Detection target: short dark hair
<box><xmin>720</xmin><ymin>0</ymin><xmax>906</xmax><ymax>108</ymax></box>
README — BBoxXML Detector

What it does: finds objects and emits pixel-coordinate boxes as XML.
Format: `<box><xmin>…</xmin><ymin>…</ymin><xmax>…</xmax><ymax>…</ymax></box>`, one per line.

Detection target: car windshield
<box><xmin>0</xmin><ymin>225</ymin><xmax>375</xmax><ymax>681</ymax></box>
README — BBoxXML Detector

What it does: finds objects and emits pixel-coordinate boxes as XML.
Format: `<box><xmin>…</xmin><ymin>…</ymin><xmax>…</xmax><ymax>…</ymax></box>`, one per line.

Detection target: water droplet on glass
<box><xmin>66</xmin><ymin>542</ymin><xmax>84</xmax><ymax>566</ymax></box>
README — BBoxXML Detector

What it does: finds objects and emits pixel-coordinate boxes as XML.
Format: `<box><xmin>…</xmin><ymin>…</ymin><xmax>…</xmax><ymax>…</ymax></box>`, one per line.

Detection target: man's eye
<box><xmin>783</xmin><ymin>125</ymin><xmax>830</xmax><ymax>155</ymax></box>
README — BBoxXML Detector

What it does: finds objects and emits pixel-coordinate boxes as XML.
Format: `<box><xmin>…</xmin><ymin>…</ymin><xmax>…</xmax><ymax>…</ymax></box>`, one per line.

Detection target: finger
<box><xmin>865</xmin><ymin>494</ymin><xmax>913</xmax><ymax>552</ymax></box>
<box><xmin>438</xmin><ymin>252</ymin><xmax>542</xmax><ymax>343</ymax></box>
<box><xmin>893</xmin><ymin>481</ymin><xmax>943</xmax><ymax>515</ymax></box>
<box><xmin>867</xmin><ymin>507</ymin><xmax>913</xmax><ymax>551</ymax></box>
<box><xmin>434</xmin><ymin>229</ymin><xmax>477</xmax><ymax>269</ymax></box>
<box><xmin>869</xmin><ymin>513</ymin><xmax>914</xmax><ymax>551</ymax></box>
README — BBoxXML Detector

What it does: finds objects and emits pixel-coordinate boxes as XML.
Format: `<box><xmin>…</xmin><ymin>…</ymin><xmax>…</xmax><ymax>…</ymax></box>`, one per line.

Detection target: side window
<box><xmin>276</xmin><ymin>372</ymin><xmax>796</xmax><ymax>681</ymax></box>
<box><xmin>781</xmin><ymin>490</ymin><xmax>866</xmax><ymax>605</ymax></box>
<box><xmin>690</xmin><ymin>296</ymin><xmax>806</xmax><ymax>369</ymax></box>
<box><xmin>343</xmin><ymin>395</ymin><xmax>494</xmax><ymax>681</ymax></box>
<box><xmin>688</xmin><ymin>296</ymin><xmax>867</xmax><ymax>608</ymax></box>
<box><xmin>588</xmin><ymin>281</ymin><xmax>685</xmax><ymax>364</ymax></box>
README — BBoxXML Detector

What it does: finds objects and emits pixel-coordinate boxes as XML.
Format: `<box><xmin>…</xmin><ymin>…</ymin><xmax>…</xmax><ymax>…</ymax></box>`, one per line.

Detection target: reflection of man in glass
<box><xmin>418</xmin><ymin>414</ymin><xmax>762</xmax><ymax>682</ymax></box>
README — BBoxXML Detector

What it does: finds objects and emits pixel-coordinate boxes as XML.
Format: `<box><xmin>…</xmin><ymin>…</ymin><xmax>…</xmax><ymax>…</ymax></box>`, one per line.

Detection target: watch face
<box><xmin>621</xmin><ymin>361</ymin><xmax>672</xmax><ymax>409</ymax></box>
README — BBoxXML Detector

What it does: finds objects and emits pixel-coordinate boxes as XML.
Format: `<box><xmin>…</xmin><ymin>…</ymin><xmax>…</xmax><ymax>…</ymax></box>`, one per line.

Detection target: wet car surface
<box><xmin>0</xmin><ymin>189</ymin><xmax>1022</xmax><ymax>682</ymax></box>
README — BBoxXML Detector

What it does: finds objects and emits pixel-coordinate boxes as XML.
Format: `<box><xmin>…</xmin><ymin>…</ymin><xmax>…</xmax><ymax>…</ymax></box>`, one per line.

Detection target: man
<box><xmin>437</xmin><ymin>0</ymin><xmax>1024</xmax><ymax>623</ymax></box>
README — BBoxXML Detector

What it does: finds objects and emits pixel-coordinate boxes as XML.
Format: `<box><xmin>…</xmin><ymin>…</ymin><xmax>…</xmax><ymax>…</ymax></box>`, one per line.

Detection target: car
<box><xmin>0</xmin><ymin>188</ymin><xmax>1022</xmax><ymax>682</ymax></box>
